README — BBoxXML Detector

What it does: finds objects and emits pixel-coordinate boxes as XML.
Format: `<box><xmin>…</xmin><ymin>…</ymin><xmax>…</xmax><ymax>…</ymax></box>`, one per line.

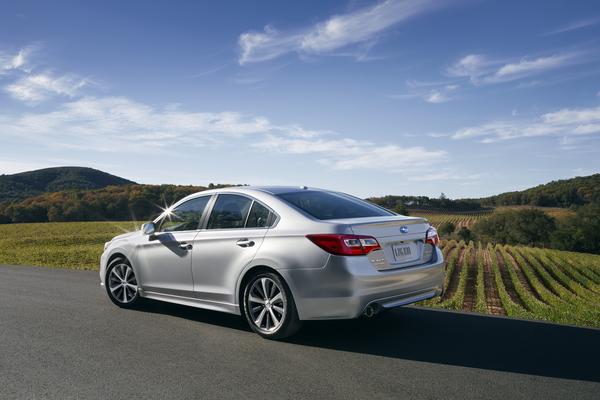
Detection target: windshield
<box><xmin>277</xmin><ymin>190</ymin><xmax>394</xmax><ymax>220</ymax></box>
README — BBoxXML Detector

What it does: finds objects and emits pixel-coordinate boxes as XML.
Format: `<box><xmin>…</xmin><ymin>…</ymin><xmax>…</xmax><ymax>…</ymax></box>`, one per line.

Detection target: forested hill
<box><xmin>477</xmin><ymin>174</ymin><xmax>600</xmax><ymax>208</ymax></box>
<box><xmin>0</xmin><ymin>184</ymin><xmax>205</xmax><ymax>223</ymax></box>
<box><xmin>368</xmin><ymin>195</ymin><xmax>484</xmax><ymax>212</ymax></box>
<box><xmin>0</xmin><ymin>167</ymin><xmax>136</xmax><ymax>202</ymax></box>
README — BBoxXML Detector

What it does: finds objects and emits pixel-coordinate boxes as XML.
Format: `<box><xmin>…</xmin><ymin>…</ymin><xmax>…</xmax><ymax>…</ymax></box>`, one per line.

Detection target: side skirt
<box><xmin>141</xmin><ymin>290</ymin><xmax>241</xmax><ymax>315</ymax></box>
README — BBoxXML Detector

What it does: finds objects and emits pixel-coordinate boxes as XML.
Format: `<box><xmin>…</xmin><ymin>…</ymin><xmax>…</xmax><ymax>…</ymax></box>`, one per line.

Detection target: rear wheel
<box><xmin>105</xmin><ymin>257</ymin><xmax>141</xmax><ymax>308</ymax></box>
<box><xmin>242</xmin><ymin>272</ymin><xmax>301</xmax><ymax>339</ymax></box>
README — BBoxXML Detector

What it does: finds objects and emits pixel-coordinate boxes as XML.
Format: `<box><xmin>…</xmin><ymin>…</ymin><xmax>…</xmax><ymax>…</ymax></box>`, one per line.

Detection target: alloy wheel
<box><xmin>247</xmin><ymin>277</ymin><xmax>286</xmax><ymax>332</ymax></box>
<box><xmin>108</xmin><ymin>263</ymin><xmax>138</xmax><ymax>304</ymax></box>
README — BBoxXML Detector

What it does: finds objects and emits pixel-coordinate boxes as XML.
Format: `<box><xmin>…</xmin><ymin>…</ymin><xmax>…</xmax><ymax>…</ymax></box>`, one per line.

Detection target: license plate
<box><xmin>392</xmin><ymin>243</ymin><xmax>415</xmax><ymax>262</ymax></box>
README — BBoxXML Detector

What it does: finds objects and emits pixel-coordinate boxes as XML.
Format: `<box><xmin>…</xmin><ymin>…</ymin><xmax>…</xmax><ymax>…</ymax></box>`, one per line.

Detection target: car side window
<box><xmin>157</xmin><ymin>196</ymin><xmax>210</xmax><ymax>232</ymax></box>
<box><xmin>207</xmin><ymin>194</ymin><xmax>253</xmax><ymax>230</ymax></box>
<box><xmin>246</xmin><ymin>201</ymin><xmax>272</xmax><ymax>228</ymax></box>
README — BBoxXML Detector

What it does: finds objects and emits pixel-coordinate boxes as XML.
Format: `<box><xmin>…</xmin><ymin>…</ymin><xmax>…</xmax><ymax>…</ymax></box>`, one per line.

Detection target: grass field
<box><xmin>1</xmin><ymin>221</ymin><xmax>599</xmax><ymax>328</ymax></box>
<box><xmin>411</xmin><ymin>206</ymin><xmax>575</xmax><ymax>229</ymax></box>
<box><xmin>411</xmin><ymin>210</ymin><xmax>492</xmax><ymax>228</ymax></box>
<box><xmin>0</xmin><ymin>221</ymin><xmax>135</xmax><ymax>269</ymax></box>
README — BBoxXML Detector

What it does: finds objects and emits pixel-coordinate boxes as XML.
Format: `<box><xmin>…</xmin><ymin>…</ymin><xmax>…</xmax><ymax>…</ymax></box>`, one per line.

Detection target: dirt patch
<box><xmin>508</xmin><ymin>248</ymin><xmax>559</xmax><ymax>299</ymax></box>
<box><xmin>442</xmin><ymin>242</ymin><xmax>457</xmax><ymax>259</ymax></box>
<box><xmin>550</xmin><ymin>254</ymin><xmax>600</xmax><ymax>295</ymax></box>
<box><xmin>483</xmin><ymin>249</ymin><xmax>506</xmax><ymax>315</ymax></box>
<box><xmin>442</xmin><ymin>244</ymin><xmax>466</xmax><ymax>301</ymax></box>
<box><xmin>496</xmin><ymin>248</ymin><xmax>531</xmax><ymax>308</ymax></box>
<box><xmin>503</xmin><ymin>249</ymin><xmax>546</xmax><ymax>303</ymax></box>
<box><xmin>529</xmin><ymin>252</ymin><xmax>575</xmax><ymax>295</ymax></box>
<box><xmin>462</xmin><ymin>246</ymin><xmax>477</xmax><ymax>311</ymax></box>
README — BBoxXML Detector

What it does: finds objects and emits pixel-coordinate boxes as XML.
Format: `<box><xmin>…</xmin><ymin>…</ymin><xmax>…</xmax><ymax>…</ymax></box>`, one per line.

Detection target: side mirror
<box><xmin>142</xmin><ymin>222</ymin><xmax>155</xmax><ymax>235</ymax></box>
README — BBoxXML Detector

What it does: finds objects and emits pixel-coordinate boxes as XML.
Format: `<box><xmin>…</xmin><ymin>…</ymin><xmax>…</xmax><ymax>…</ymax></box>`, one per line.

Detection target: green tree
<box><xmin>457</xmin><ymin>227</ymin><xmax>474</xmax><ymax>242</ymax></box>
<box><xmin>438</xmin><ymin>222</ymin><xmax>456</xmax><ymax>237</ymax></box>
<box><xmin>393</xmin><ymin>203</ymin><xmax>409</xmax><ymax>215</ymax></box>
<box><xmin>473</xmin><ymin>209</ymin><xmax>556</xmax><ymax>246</ymax></box>
<box><xmin>552</xmin><ymin>203</ymin><xmax>600</xmax><ymax>254</ymax></box>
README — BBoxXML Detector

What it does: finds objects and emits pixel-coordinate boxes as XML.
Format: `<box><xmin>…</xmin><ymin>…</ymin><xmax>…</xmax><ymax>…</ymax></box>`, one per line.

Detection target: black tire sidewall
<box><xmin>242</xmin><ymin>272</ymin><xmax>300</xmax><ymax>339</ymax></box>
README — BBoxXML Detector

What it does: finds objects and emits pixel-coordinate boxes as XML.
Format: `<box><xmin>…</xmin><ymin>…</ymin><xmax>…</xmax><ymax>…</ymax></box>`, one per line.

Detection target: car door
<box><xmin>191</xmin><ymin>194</ymin><xmax>275</xmax><ymax>306</ymax></box>
<box><xmin>135</xmin><ymin>195</ymin><xmax>212</xmax><ymax>298</ymax></box>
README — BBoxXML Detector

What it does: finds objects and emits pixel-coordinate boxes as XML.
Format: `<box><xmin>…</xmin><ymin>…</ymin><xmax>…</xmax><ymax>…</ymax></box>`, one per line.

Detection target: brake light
<box><xmin>306</xmin><ymin>234</ymin><xmax>381</xmax><ymax>256</ymax></box>
<box><xmin>425</xmin><ymin>227</ymin><xmax>440</xmax><ymax>246</ymax></box>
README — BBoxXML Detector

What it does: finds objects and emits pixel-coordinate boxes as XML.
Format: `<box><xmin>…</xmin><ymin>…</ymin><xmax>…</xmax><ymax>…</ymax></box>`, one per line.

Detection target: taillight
<box><xmin>306</xmin><ymin>234</ymin><xmax>381</xmax><ymax>256</ymax></box>
<box><xmin>425</xmin><ymin>227</ymin><xmax>440</xmax><ymax>246</ymax></box>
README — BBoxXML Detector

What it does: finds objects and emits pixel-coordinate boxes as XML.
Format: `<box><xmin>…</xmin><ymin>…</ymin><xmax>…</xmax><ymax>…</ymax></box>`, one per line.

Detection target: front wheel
<box><xmin>105</xmin><ymin>257</ymin><xmax>142</xmax><ymax>308</ymax></box>
<box><xmin>242</xmin><ymin>272</ymin><xmax>301</xmax><ymax>339</ymax></box>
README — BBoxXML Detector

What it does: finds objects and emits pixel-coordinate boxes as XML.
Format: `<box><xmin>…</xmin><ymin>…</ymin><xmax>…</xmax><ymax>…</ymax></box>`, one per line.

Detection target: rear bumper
<box><xmin>280</xmin><ymin>247</ymin><xmax>444</xmax><ymax>320</ymax></box>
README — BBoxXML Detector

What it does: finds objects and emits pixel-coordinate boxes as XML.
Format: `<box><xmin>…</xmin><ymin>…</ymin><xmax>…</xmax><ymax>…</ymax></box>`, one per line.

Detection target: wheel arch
<box><xmin>102</xmin><ymin>251</ymin><xmax>132</xmax><ymax>284</ymax></box>
<box><xmin>236</xmin><ymin>264</ymin><xmax>296</xmax><ymax>313</ymax></box>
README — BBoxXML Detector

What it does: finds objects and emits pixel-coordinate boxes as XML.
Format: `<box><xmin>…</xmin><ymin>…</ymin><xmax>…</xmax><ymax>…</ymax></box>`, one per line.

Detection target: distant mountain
<box><xmin>478</xmin><ymin>174</ymin><xmax>600</xmax><ymax>208</ymax></box>
<box><xmin>0</xmin><ymin>167</ymin><xmax>136</xmax><ymax>202</ymax></box>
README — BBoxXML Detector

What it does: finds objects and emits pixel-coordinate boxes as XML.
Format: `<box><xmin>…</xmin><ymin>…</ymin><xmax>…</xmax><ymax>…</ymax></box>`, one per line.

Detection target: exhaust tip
<box><xmin>363</xmin><ymin>304</ymin><xmax>379</xmax><ymax>318</ymax></box>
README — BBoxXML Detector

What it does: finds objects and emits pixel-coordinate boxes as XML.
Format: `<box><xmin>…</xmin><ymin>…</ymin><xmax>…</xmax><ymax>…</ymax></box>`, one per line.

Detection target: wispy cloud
<box><xmin>238</xmin><ymin>0</ymin><xmax>441</xmax><ymax>64</ymax></box>
<box><xmin>487</xmin><ymin>53</ymin><xmax>582</xmax><ymax>83</ymax></box>
<box><xmin>451</xmin><ymin>104</ymin><xmax>600</xmax><ymax>143</ymax></box>
<box><xmin>1</xmin><ymin>44</ymin><xmax>92</xmax><ymax>104</ymax></box>
<box><xmin>0</xmin><ymin>96</ymin><xmax>276</xmax><ymax>152</ymax></box>
<box><xmin>424</xmin><ymin>88</ymin><xmax>453</xmax><ymax>103</ymax></box>
<box><xmin>0</xmin><ymin>46</ymin><xmax>35</xmax><ymax>74</ymax></box>
<box><xmin>254</xmin><ymin>134</ymin><xmax>446</xmax><ymax>172</ymax></box>
<box><xmin>544</xmin><ymin>17</ymin><xmax>600</xmax><ymax>36</ymax></box>
<box><xmin>190</xmin><ymin>64</ymin><xmax>227</xmax><ymax>78</ymax></box>
<box><xmin>389</xmin><ymin>81</ymin><xmax>458</xmax><ymax>103</ymax></box>
<box><xmin>447</xmin><ymin>51</ymin><xmax>590</xmax><ymax>85</ymax></box>
<box><xmin>6</xmin><ymin>73</ymin><xmax>89</xmax><ymax>103</ymax></box>
<box><xmin>0</xmin><ymin>95</ymin><xmax>448</xmax><ymax>174</ymax></box>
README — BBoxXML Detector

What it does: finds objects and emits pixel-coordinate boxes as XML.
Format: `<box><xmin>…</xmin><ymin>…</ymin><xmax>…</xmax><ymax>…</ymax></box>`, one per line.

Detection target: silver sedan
<box><xmin>100</xmin><ymin>186</ymin><xmax>444</xmax><ymax>339</ymax></box>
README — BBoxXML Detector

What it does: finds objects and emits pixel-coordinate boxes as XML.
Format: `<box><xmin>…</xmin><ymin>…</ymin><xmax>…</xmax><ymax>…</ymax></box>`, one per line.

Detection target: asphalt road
<box><xmin>1</xmin><ymin>265</ymin><xmax>599</xmax><ymax>400</ymax></box>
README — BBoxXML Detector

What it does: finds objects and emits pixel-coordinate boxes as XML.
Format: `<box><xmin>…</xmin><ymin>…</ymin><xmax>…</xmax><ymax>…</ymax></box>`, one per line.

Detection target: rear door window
<box><xmin>246</xmin><ymin>201</ymin><xmax>273</xmax><ymax>228</ymax></box>
<box><xmin>207</xmin><ymin>194</ymin><xmax>253</xmax><ymax>229</ymax></box>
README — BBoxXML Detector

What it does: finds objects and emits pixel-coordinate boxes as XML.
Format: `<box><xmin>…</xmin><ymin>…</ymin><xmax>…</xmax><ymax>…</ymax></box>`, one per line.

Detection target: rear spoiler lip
<box><xmin>348</xmin><ymin>217</ymin><xmax>428</xmax><ymax>229</ymax></box>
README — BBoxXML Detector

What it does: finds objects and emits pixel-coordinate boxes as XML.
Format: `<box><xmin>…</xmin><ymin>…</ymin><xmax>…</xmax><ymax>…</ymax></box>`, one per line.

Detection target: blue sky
<box><xmin>1</xmin><ymin>0</ymin><xmax>599</xmax><ymax>198</ymax></box>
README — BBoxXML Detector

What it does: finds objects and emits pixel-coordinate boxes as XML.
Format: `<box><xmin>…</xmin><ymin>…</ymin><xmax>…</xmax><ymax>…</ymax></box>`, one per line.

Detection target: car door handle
<box><xmin>178</xmin><ymin>243</ymin><xmax>193</xmax><ymax>250</ymax></box>
<box><xmin>236</xmin><ymin>239</ymin><xmax>255</xmax><ymax>248</ymax></box>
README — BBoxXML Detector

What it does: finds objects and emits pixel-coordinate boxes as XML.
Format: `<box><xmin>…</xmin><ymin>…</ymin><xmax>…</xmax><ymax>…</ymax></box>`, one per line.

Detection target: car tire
<box><xmin>242</xmin><ymin>272</ymin><xmax>301</xmax><ymax>339</ymax></box>
<box><xmin>105</xmin><ymin>257</ymin><xmax>142</xmax><ymax>309</ymax></box>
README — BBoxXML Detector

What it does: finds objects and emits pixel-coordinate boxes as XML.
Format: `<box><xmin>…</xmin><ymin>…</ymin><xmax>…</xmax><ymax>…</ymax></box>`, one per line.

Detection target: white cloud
<box><xmin>447</xmin><ymin>54</ymin><xmax>490</xmax><ymax>82</ymax></box>
<box><xmin>390</xmin><ymin>81</ymin><xmax>458</xmax><ymax>104</ymax></box>
<box><xmin>0</xmin><ymin>96</ymin><xmax>277</xmax><ymax>152</ymax></box>
<box><xmin>6</xmin><ymin>73</ymin><xmax>89</xmax><ymax>103</ymax></box>
<box><xmin>0</xmin><ymin>46</ymin><xmax>35</xmax><ymax>74</ymax></box>
<box><xmin>447</xmin><ymin>51</ymin><xmax>587</xmax><ymax>85</ymax></box>
<box><xmin>254</xmin><ymin>134</ymin><xmax>446</xmax><ymax>172</ymax></box>
<box><xmin>425</xmin><ymin>90</ymin><xmax>448</xmax><ymax>103</ymax></box>
<box><xmin>544</xmin><ymin>17</ymin><xmax>600</xmax><ymax>36</ymax></box>
<box><xmin>239</xmin><ymin>26</ymin><xmax>300</xmax><ymax>64</ymax></box>
<box><xmin>451</xmin><ymin>105</ymin><xmax>600</xmax><ymax>143</ymax></box>
<box><xmin>0</xmin><ymin>95</ymin><xmax>450</xmax><ymax>174</ymax></box>
<box><xmin>238</xmin><ymin>0</ymin><xmax>439</xmax><ymax>64</ymax></box>
<box><xmin>489</xmin><ymin>53</ymin><xmax>580</xmax><ymax>82</ymax></box>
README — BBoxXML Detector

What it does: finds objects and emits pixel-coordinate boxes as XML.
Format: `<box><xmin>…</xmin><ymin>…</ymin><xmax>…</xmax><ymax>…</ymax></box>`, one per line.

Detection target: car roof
<box><xmin>250</xmin><ymin>186</ymin><xmax>325</xmax><ymax>195</ymax></box>
<box><xmin>195</xmin><ymin>186</ymin><xmax>325</xmax><ymax>195</ymax></box>
<box><xmin>181</xmin><ymin>186</ymin><xmax>327</xmax><ymax>199</ymax></box>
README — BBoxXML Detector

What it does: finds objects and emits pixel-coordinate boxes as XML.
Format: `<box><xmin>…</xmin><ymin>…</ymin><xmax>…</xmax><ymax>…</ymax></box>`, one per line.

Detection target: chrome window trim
<box><xmin>203</xmin><ymin>193</ymin><xmax>280</xmax><ymax>231</ymax></box>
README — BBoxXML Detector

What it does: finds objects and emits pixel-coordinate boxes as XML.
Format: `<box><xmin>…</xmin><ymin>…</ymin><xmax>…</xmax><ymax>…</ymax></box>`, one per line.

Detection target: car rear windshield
<box><xmin>277</xmin><ymin>190</ymin><xmax>393</xmax><ymax>220</ymax></box>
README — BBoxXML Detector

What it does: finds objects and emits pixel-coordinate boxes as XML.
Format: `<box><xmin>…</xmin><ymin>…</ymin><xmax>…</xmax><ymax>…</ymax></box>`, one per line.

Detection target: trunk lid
<box><xmin>337</xmin><ymin>216</ymin><xmax>433</xmax><ymax>270</ymax></box>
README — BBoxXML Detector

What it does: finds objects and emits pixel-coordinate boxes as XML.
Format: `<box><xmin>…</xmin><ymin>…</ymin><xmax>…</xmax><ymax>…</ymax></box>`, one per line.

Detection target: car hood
<box><xmin>111</xmin><ymin>230</ymin><xmax>140</xmax><ymax>242</ymax></box>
